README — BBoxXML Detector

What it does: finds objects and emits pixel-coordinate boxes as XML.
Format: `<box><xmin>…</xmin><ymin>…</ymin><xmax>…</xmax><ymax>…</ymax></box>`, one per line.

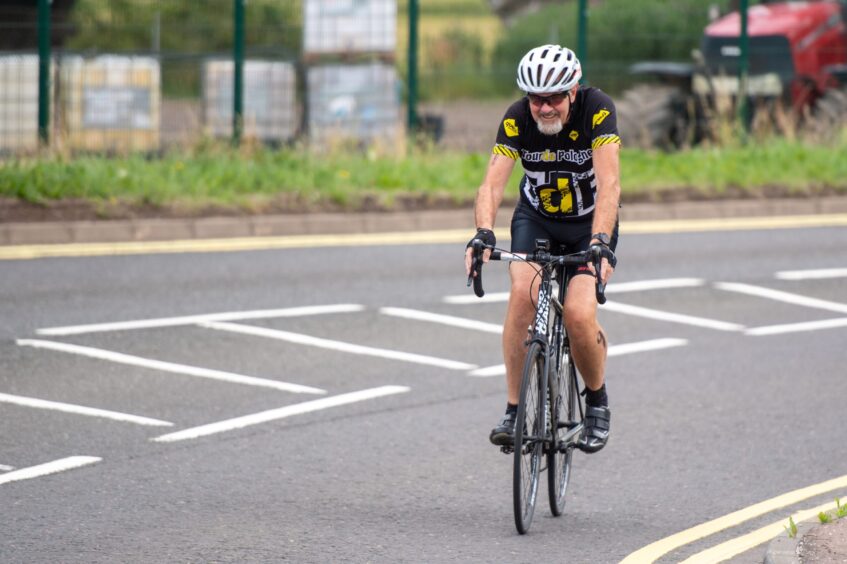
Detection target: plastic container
<box><xmin>59</xmin><ymin>55</ymin><xmax>160</xmax><ymax>153</ymax></box>
<box><xmin>307</xmin><ymin>62</ymin><xmax>403</xmax><ymax>147</ymax></box>
<box><xmin>303</xmin><ymin>0</ymin><xmax>396</xmax><ymax>56</ymax></box>
<box><xmin>203</xmin><ymin>60</ymin><xmax>298</xmax><ymax>143</ymax></box>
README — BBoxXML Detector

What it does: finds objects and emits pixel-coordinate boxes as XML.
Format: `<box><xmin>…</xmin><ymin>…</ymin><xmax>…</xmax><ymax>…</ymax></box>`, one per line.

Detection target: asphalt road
<box><xmin>1</xmin><ymin>224</ymin><xmax>846</xmax><ymax>563</ymax></box>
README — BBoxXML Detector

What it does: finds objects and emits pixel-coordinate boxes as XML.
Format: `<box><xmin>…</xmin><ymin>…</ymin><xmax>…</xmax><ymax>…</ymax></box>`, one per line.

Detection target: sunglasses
<box><xmin>527</xmin><ymin>91</ymin><xmax>570</xmax><ymax>106</ymax></box>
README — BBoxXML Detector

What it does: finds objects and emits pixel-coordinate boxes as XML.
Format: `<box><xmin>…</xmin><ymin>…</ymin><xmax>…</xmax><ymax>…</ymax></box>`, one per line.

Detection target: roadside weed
<box><xmin>818</xmin><ymin>511</ymin><xmax>832</xmax><ymax>524</ymax></box>
<box><xmin>785</xmin><ymin>516</ymin><xmax>798</xmax><ymax>538</ymax></box>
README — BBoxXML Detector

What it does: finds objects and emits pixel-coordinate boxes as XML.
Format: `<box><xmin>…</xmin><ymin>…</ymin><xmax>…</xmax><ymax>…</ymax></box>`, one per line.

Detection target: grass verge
<box><xmin>1</xmin><ymin>137</ymin><xmax>846</xmax><ymax>217</ymax></box>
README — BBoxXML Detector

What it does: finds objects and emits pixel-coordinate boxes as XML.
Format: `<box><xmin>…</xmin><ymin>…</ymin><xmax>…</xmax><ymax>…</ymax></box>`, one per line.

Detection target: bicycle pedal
<box><xmin>500</xmin><ymin>446</ymin><xmax>514</xmax><ymax>454</ymax></box>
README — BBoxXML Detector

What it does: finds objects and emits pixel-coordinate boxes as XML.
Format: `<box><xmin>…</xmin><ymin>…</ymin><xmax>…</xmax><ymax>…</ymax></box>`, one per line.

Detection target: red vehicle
<box><xmin>618</xmin><ymin>0</ymin><xmax>847</xmax><ymax>148</ymax></box>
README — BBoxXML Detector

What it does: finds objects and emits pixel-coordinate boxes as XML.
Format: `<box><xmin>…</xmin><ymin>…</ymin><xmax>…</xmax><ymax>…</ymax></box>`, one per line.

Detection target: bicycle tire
<box><xmin>548</xmin><ymin>347</ymin><xmax>577</xmax><ymax>516</ymax></box>
<box><xmin>513</xmin><ymin>341</ymin><xmax>546</xmax><ymax>534</ymax></box>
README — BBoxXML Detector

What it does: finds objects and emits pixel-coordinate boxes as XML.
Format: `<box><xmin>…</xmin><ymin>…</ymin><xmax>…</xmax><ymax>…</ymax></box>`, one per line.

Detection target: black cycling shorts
<box><xmin>510</xmin><ymin>200</ymin><xmax>619</xmax><ymax>277</ymax></box>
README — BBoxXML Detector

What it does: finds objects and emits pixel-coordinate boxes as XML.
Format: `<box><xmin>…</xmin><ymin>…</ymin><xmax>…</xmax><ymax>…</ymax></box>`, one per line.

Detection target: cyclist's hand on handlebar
<box><xmin>589</xmin><ymin>243</ymin><xmax>617</xmax><ymax>286</ymax></box>
<box><xmin>464</xmin><ymin>228</ymin><xmax>496</xmax><ymax>277</ymax></box>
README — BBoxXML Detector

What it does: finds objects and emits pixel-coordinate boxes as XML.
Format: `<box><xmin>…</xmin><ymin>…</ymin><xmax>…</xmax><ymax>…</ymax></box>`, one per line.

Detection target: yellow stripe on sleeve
<box><xmin>592</xmin><ymin>135</ymin><xmax>621</xmax><ymax>149</ymax></box>
<box><xmin>492</xmin><ymin>144</ymin><xmax>520</xmax><ymax>159</ymax></box>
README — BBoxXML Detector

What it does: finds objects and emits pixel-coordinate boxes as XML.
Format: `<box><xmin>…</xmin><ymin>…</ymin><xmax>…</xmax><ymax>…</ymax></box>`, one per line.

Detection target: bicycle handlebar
<box><xmin>467</xmin><ymin>242</ymin><xmax>610</xmax><ymax>304</ymax></box>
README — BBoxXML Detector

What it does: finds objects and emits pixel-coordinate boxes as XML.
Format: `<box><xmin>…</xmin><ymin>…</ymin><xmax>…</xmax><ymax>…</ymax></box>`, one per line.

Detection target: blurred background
<box><xmin>1</xmin><ymin>0</ymin><xmax>845</xmax><ymax>156</ymax></box>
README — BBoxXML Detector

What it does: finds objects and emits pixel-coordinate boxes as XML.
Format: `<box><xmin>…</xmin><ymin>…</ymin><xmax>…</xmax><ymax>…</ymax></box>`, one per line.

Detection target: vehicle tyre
<box><xmin>513</xmin><ymin>341</ymin><xmax>546</xmax><ymax>534</ymax></box>
<box><xmin>617</xmin><ymin>84</ymin><xmax>691</xmax><ymax>150</ymax></box>
<box><xmin>810</xmin><ymin>87</ymin><xmax>847</xmax><ymax>141</ymax></box>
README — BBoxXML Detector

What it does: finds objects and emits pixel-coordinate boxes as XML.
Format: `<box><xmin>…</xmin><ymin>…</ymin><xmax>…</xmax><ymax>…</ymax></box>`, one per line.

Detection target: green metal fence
<box><xmin>1</xmin><ymin>0</ymin><xmax>843</xmax><ymax>156</ymax></box>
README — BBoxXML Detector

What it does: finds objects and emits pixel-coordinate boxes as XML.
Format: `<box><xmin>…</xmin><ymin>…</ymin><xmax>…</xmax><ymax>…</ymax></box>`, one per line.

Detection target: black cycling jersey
<box><xmin>492</xmin><ymin>87</ymin><xmax>620</xmax><ymax>220</ymax></box>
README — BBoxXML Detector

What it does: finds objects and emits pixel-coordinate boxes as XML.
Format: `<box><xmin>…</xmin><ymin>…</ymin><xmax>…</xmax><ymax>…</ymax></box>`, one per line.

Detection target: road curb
<box><xmin>764</xmin><ymin>520</ymin><xmax>815</xmax><ymax>564</ymax></box>
<box><xmin>1</xmin><ymin>196</ymin><xmax>847</xmax><ymax>246</ymax></box>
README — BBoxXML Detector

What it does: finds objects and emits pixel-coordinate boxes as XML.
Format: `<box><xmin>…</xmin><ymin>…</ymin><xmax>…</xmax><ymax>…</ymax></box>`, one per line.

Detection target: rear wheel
<box><xmin>548</xmin><ymin>346</ymin><xmax>577</xmax><ymax>516</ymax></box>
<box><xmin>513</xmin><ymin>341</ymin><xmax>546</xmax><ymax>534</ymax></box>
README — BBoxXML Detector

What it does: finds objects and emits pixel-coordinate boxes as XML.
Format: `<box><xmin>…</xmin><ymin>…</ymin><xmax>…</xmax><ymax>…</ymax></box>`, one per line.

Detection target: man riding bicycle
<box><xmin>464</xmin><ymin>44</ymin><xmax>621</xmax><ymax>454</ymax></box>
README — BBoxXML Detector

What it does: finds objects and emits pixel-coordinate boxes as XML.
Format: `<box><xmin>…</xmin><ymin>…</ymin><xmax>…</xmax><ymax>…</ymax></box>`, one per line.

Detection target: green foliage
<box><xmin>65</xmin><ymin>0</ymin><xmax>301</xmax><ymax>97</ymax></box>
<box><xmin>785</xmin><ymin>516</ymin><xmax>798</xmax><ymax>539</ymax></box>
<box><xmin>819</xmin><ymin>511</ymin><xmax>832</xmax><ymax>524</ymax></box>
<box><xmin>490</xmin><ymin>0</ymin><xmax>735</xmax><ymax>96</ymax></box>
<box><xmin>2</xmin><ymin>137</ymin><xmax>847</xmax><ymax>214</ymax></box>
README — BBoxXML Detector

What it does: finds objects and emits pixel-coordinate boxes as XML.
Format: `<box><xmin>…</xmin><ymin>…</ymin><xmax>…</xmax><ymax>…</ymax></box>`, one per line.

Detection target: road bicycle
<box><xmin>468</xmin><ymin>238</ymin><xmax>610</xmax><ymax>534</ymax></box>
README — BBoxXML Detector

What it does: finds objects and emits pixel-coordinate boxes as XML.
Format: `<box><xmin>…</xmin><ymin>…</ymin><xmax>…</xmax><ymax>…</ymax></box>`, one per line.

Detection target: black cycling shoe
<box><xmin>489</xmin><ymin>411</ymin><xmax>517</xmax><ymax>446</ymax></box>
<box><xmin>578</xmin><ymin>405</ymin><xmax>611</xmax><ymax>453</ymax></box>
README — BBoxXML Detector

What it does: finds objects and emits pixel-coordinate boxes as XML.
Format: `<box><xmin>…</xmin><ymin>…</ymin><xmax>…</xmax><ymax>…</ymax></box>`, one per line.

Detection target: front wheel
<box><xmin>513</xmin><ymin>341</ymin><xmax>546</xmax><ymax>534</ymax></box>
<box><xmin>548</xmin><ymin>349</ymin><xmax>578</xmax><ymax>516</ymax></box>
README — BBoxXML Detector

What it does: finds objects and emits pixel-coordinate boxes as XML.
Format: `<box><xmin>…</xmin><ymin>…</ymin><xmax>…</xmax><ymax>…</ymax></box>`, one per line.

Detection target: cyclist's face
<box><xmin>527</xmin><ymin>89</ymin><xmax>574</xmax><ymax>126</ymax></box>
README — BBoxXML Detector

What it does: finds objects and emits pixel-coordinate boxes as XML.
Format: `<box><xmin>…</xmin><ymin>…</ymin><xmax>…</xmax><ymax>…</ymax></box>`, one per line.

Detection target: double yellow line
<box><xmin>621</xmin><ymin>475</ymin><xmax>847</xmax><ymax>563</ymax></box>
<box><xmin>1</xmin><ymin>213</ymin><xmax>846</xmax><ymax>260</ymax></box>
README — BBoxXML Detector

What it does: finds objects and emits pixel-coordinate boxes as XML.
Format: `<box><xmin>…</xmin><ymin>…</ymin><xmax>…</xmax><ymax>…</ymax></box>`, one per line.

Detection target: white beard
<box><xmin>536</xmin><ymin>119</ymin><xmax>563</xmax><ymax>136</ymax></box>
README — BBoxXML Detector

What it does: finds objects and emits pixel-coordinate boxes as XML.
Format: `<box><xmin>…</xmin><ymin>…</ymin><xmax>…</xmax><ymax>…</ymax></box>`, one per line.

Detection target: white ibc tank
<box><xmin>0</xmin><ymin>55</ymin><xmax>49</xmax><ymax>154</ymax></box>
<box><xmin>59</xmin><ymin>55</ymin><xmax>161</xmax><ymax>152</ymax></box>
<box><xmin>203</xmin><ymin>60</ymin><xmax>298</xmax><ymax>143</ymax></box>
<box><xmin>303</xmin><ymin>0</ymin><xmax>396</xmax><ymax>56</ymax></box>
<box><xmin>307</xmin><ymin>62</ymin><xmax>402</xmax><ymax>147</ymax></box>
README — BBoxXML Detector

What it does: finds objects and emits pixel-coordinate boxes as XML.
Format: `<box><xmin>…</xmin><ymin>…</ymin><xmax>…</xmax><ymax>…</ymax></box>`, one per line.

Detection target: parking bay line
<box><xmin>0</xmin><ymin>392</ymin><xmax>173</xmax><ymax>426</ymax></box>
<box><xmin>201</xmin><ymin>321</ymin><xmax>478</xmax><ymax>371</ymax></box>
<box><xmin>36</xmin><ymin>304</ymin><xmax>365</xmax><ymax>336</ymax></box>
<box><xmin>776</xmin><ymin>267</ymin><xmax>847</xmax><ymax>280</ymax></box>
<box><xmin>747</xmin><ymin>317</ymin><xmax>847</xmax><ymax>336</ymax></box>
<box><xmin>715</xmin><ymin>282</ymin><xmax>847</xmax><ymax>315</ymax></box>
<box><xmin>468</xmin><ymin>338</ymin><xmax>689</xmax><ymax>377</ymax></box>
<box><xmin>152</xmin><ymin>385</ymin><xmax>410</xmax><ymax>443</ymax></box>
<box><xmin>16</xmin><ymin>339</ymin><xmax>325</xmax><ymax>395</ymax></box>
<box><xmin>442</xmin><ymin>278</ymin><xmax>706</xmax><ymax>305</ymax></box>
<box><xmin>602</xmin><ymin>301</ymin><xmax>746</xmax><ymax>332</ymax></box>
<box><xmin>619</xmin><ymin>473</ymin><xmax>847</xmax><ymax>563</ymax></box>
<box><xmin>0</xmin><ymin>456</ymin><xmax>101</xmax><ymax>486</ymax></box>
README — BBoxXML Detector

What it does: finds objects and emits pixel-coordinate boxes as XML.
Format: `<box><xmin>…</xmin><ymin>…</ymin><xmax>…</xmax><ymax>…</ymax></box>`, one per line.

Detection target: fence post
<box><xmin>406</xmin><ymin>0</ymin><xmax>419</xmax><ymax>133</ymax></box>
<box><xmin>38</xmin><ymin>0</ymin><xmax>51</xmax><ymax>146</ymax></box>
<box><xmin>577</xmin><ymin>0</ymin><xmax>588</xmax><ymax>84</ymax></box>
<box><xmin>737</xmin><ymin>0</ymin><xmax>750</xmax><ymax>134</ymax></box>
<box><xmin>233</xmin><ymin>0</ymin><xmax>245</xmax><ymax>146</ymax></box>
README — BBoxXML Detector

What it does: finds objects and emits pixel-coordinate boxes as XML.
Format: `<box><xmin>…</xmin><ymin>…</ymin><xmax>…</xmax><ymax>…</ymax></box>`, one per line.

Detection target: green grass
<box><xmin>2</xmin><ymin>138</ymin><xmax>846</xmax><ymax>215</ymax></box>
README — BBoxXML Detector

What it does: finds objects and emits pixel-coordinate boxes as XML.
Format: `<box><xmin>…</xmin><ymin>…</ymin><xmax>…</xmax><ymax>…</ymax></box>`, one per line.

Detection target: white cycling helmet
<box><xmin>516</xmin><ymin>44</ymin><xmax>582</xmax><ymax>94</ymax></box>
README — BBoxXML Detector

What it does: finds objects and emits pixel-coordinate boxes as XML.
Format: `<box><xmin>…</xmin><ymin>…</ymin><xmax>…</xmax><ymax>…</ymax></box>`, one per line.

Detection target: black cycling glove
<box><xmin>466</xmin><ymin>228</ymin><xmax>496</xmax><ymax>250</ymax></box>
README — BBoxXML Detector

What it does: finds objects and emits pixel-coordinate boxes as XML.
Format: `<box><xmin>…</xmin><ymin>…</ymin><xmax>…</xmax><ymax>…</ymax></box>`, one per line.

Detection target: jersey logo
<box><xmin>541</xmin><ymin>149</ymin><xmax>555</xmax><ymax>162</ymax></box>
<box><xmin>592</xmin><ymin>109</ymin><xmax>610</xmax><ymax>128</ymax></box>
<box><xmin>504</xmin><ymin>118</ymin><xmax>519</xmax><ymax>137</ymax></box>
<box><xmin>569</xmin><ymin>130</ymin><xmax>579</xmax><ymax>141</ymax></box>
<box><xmin>539</xmin><ymin>177</ymin><xmax>574</xmax><ymax>215</ymax></box>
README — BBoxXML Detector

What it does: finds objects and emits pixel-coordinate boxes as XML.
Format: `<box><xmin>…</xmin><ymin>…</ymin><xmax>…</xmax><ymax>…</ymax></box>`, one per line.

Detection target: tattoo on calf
<box><xmin>597</xmin><ymin>331</ymin><xmax>607</xmax><ymax>350</ymax></box>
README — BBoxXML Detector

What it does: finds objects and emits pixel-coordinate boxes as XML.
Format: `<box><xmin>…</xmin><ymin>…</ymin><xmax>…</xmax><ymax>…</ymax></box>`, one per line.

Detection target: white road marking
<box><xmin>606</xmin><ymin>278</ymin><xmax>705</xmax><ymax>293</ymax></box>
<box><xmin>153</xmin><ymin>385</ymin><xmax>410</xmax><ymax>443</ymax></box>
<box><xmin>0</xmin><ymin>456</ymin><xmax>101</xmax><ymax>486</ymax></box>
<box><xmin>16</xmin><ymin>339</ymin><xmax>326</xmax><ymax>395</ymax></box>
<box><xmin>0</xmin><ymin>465</ymin><xmax>14</xmax><ymax>472</ymax></box>
<box><xmin>747</xmin><ymin>317</ymin><xmax>847</xmax><ymax>336</ymax></box>
<box><xmin>606</xmin><ymin>337</ymin><xmax>688</xmax><ymax>356</ymax></box>
<box><xmin>620</xmin><ymin>473</ymin><xmax>847</xmax><ymax>563</ymax></box>
<box><xmin>380</xmin><ymin>307</ymin><xmax>503</xmax><ymax>334</ymax></box>
<box><xmin>0</xmin><ymin>392</ymin><xmax>173</xmax><ymax>427</ymax></box>
<box><xmin>442</xmin><ymin>278</ymin><xmax>706</xmax><ymax>305</ymax></box>
<box><xmin>680</xmin><ymin>498</ymin><xmax>847</xmax><ymax>564</ymax></box>
<box><xmin>443</xmin><ymin>292</ymin><xmax>509</xmax><ymax>305</ymax></box>
<box><xmin>602</xmin><ymin>301</ymin><xmax>745</xmax><ymax>331</ymax></box>
<box><xmin>202</xmin><ymin>321</ymin><xmax>478</xmax><ymax>371</ymax></box>
<box><xmin>37</xmin><ymin>304</ymin><xmax>364</xmax><ymax>336</ymax></box>
<box><xmin>715</xmin><ymin>282</ymin><xmax>847</xmax><ymax>315</ymax></box>
<box><xmin>776</xmin><ymin>267</ymin><xmax>847</xmax><ymax>280</ymax></box>
<box><xmin>467</xmin><ymin>338</ymin><xmax>688</xmax><ymax>377</ymax></box>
